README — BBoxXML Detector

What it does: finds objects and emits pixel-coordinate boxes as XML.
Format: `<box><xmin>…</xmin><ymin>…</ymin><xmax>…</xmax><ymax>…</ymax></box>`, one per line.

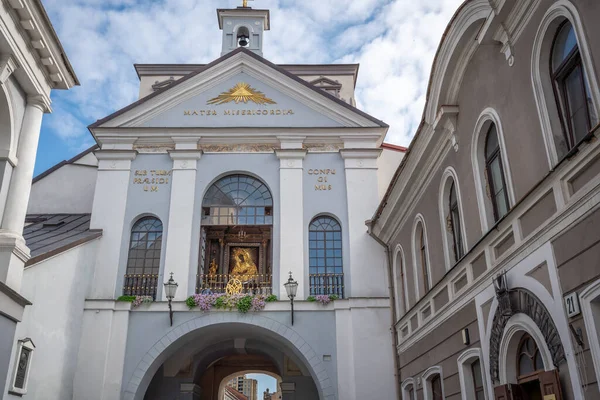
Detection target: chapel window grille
<box><xmin>123</xmin><ymin>217</ymin><xmax>162</xmax><ymax>299</ymax></box>
<box><xmin>9</xmin><ymin>338</ymin><xmax>34</xmax><ymax>396</ymax></box>
<box><xmin>309</xmin><ymin>216</ymin><xmax>344</xmax><ymax>298</ymax></box>
<box><xmin>485</xmin><ymin>124</ymin><xmax>509</xmax><ymax>222</ymax></box>
<box><xmin>202</xmin><ymin>174</ymin><xmax>273</xmax><ymax>226</ymax></box>
<box><xmin>471</xmin><ymin>359</ymin><xmax>485</xmax><ymax>400</ymax></box>
<box><xmin>551</xmin><ymin>21</ymin><xmax>597</xmax><ymax>149</ymax></box>
<box><xmin>448</xmin><ymin>181</ymin><xmax>464</xmax><ymax>262</ymax></box>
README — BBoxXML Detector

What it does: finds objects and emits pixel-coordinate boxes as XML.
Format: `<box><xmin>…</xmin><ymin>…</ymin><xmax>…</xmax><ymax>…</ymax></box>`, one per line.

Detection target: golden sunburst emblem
<box><xmin>207</xmin><ymin>82</ymin><xmax>277</xmax><ymax>106</ymax></box>
<box><xmin>225</xmin><ymin>278</ymin><xmax>243</xmax><ymax>295</ymax></box>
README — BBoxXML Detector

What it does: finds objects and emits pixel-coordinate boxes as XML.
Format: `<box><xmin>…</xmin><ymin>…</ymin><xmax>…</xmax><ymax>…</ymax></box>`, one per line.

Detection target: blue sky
<box><xmin>246</xmin><ymin>373</ymin><xmax>277</xmax><ymax>397</ymax></box>
<box><xmin>34</xmin><ymin>0</ymin><xmax>462</xmax><ymax>176</ymax></box>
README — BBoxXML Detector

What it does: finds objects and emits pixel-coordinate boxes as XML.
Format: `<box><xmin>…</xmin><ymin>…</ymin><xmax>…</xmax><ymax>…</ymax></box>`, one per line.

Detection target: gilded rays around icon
<box><xmin>207</xmin><ymin>82</ymin><xmax>277</xmax><ymax>105</ymax></box>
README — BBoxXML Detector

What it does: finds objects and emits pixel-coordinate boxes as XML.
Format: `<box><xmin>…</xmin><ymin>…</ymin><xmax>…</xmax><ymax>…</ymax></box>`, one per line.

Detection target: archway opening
<box><xmin>218</xmin><ymin>370</ymin><xmax>281</xmax><ymax>400</ymax></box>
<box><xmin>138</xmin><ymin>322</ymin><xmax>322</xmax><ymax>400</ymax></box>
<box><xmin>198</xmin><ymin>174</ymin><xmax>274</xmax><ymax>296</ymax></box>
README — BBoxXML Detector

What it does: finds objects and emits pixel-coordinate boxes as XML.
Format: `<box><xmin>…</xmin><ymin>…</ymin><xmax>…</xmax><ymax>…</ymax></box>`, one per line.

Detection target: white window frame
<box><xmin>9</xmin><ymin>338</ymin><xmax>35</xmax><ymax>396</ymax></box>
<box><xmin>531</xmin><ymin>0</ymin><xmax>600</xmax><ymax>167</ymax></box>
<box><xmin>401</xmin><ymin>377</ymin><xmax>416</xmax><ymax>400</ymax></box>
<box><xmin>393</xmin><ymin>244</ymin><xmax>410</xmax><ymax>316</ymax></box>
<box><xmin>457</xmin><ymin>348</ymin><xmax>488</xmax><ymax>400</ymax></box>
<box><xmin>411</xmin><ymin>214</ymin><xmax>432</xmax><ymax>299</ymax></box>
<box><xmin>471</xmin><ymin>108</ymin><xmax>516</xmax><ymax>232</ymax></box>
<box><xmin>438</xmin><ymin>167</ymin><xmax>469</xmax><ymax>271</ymax></box>
<box><xmin>422</xmin><ymin>365</ymin><xmax>445</xmax><ymax>400</ymax></box>
<box><xmin>580</xmin><ymin>279</ymin><xmax>600</xmax><ymax>391</ymax></box>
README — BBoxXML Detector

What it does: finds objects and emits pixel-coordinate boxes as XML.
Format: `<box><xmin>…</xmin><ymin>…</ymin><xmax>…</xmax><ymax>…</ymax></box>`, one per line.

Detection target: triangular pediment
<box><xmin>91</xmin><ymin>49</ymin><xmax>386</xmax><ymax>130</ymax></box>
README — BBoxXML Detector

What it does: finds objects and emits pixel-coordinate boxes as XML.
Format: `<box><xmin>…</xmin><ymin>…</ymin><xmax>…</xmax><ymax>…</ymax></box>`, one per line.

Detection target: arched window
<box><xmin>448</xmin><ymin>181</ymin><xmax>464</xmax><ymax>262</ymax></box>
<box><xmin>485</xmin><ymin>124</ymin><xmax>510</xmax><ymax>222</ymax></box>
<box><xmin>401</xmin><ymin>378</ymin><xmax>416</xmax><ymax>400</ymax></box>
<box><xmin>423</xmin><ymin>367</ymin><xmax>445</xmax><ymax>400</ymax></box>
<box><xmin>202</xmin><ymin>174</ymin><xmax>273</xmax><ymax>226</ymax></box>
<box><xmin>394</xmin><ymin>246</ymin><xmax>408</xmax><ymax>316</ymax></box>
<box><xmin>517</xmin><ymin>334</ymin><xmax>545</xmax><ymax>379</ymax></box>
<box><xmin>309</xmin><ymin>216</ymin><xmax>344</xmax><ymax>298</ymax></box>
<box><xmin>471</xmin><ymin>359</ymin><xmax>485</xmax><ymax>400</ymax></box>
<box><xmin>431</xmin><ymin>375</ymin><xmax>443</xmax><ymax>400</ymax></box>
<box><xmin>124</xmin><ymin>217</ymin><xmax>163</xmax><ymax>299</ymax></box>
<box><xmin>413</xmin><ymin>218</ymin><xmax>431</xmax><ymax>296</ymax></box>
<box><xmin>551</xmin><ymin>21</ymin><xmax>597</xmax><ymax>148</ymax></box>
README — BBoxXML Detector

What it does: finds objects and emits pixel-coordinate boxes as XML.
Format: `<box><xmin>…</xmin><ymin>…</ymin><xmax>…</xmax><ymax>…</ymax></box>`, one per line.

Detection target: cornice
<box><xmin>94</xmin><ymin>150</ymin><xmax>137</xmax><ymax>161</ymax></box>
<box><xmin>274</xmin><ymin>149</ymin><xmax>307</xmax><ymax>160</ymax></box>
<box><xmin>339</xmin><ymin>148</ymin><xmax>382</xmax><ymax>159</ymax></box>
<box><xmin>168</xmin><ymin>150</ymin><xmax>203</xmax><ymax>160</ymax></box>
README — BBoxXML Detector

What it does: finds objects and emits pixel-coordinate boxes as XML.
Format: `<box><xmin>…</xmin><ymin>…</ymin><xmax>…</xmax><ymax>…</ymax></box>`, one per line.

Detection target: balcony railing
<box><xmin>309</xmin><ymin>273</ymin><xmax>344</xmax><ymax>298</ymax></box>
<box><xmin>123</xmin><ymin>274</ymin><xmax>159</xmax><ymax>300</ymax></box>
<box><xmin>196</xmin><ymin>274</ymin><xmax>272</xmax><ymax>295</ymax></box>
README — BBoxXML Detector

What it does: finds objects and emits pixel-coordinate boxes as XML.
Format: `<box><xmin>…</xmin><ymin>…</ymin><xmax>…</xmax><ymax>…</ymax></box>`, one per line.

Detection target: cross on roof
<box><xmin>242</xmin><ymin>0</ymin><xmax>254</xmax><ymax>7</ymax></box>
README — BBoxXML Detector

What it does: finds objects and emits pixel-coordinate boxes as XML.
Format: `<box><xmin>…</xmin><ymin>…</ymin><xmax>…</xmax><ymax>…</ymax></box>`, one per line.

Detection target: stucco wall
<box><xmin>0</xmin><ymin>316</ymin><xmax>16</xmax><ymax>397</ymax></box>
<box><xmin>4</xmin><ymin>240</ymin><xmax>99</xmax><ymax>400</ymax></box>
<box><xmin>27</xmin><ymin>164</ymin><xmax>98</xmax><ymax>214</ymax></box>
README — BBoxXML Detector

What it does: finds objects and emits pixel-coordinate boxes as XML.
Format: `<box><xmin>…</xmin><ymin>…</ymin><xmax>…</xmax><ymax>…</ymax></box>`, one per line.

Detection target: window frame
<box><xmin>401</xmin><ymin>378</ymin><xmax>416</xmax><ymax>400</ymax></box>
<box><xmin>125</xmin><ymin>216</ymin><xmax>163</xmax><ymax>277</ymax></box>
<box><xmin>422</xmin><ymin>366</ymin><xmax>445</xmax><ymax>400</ymax></box>
<box><xmin>9</xmin><ymin>338</ymin><xmax>35</xmax><ymax>396</ymax></box>
<box><xmin>448</xmin><ymin>181</ymin><xmax>464</xmax><ymax>262</ymax></box>
<box><xmin>484</xmin><ymin>124</ymin><xmax>510</xmax><ymax>222</ymax></box>
<box><xmin>457</xmin><ymin>348</ymin><xmax>488</xmax><ymax>400</ymax></box>
<box><xmin>412</xmin><ymin>216</ymin><xmax>432</xmax><ymax>298</ymax></box>
<box><xmin>551</xmin><ymin>21</ymin><xmax>593</xmax><ymax>149</ymax></box>
<box><xmin>308</xmin><ymin>215</ymin><xmax>344</xmax><ymax>298</ymax></box>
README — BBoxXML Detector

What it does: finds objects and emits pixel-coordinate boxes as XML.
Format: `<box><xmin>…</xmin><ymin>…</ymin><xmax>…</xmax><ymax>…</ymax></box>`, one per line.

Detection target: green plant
<box><xmin>306</xmin><ymin>296</ymin><xmax>316</xmax><ymax>302</ymax></box>
<box><xmin>236</xmin><ymin>295</ymin><xmax>254</xmax><ymax>313</ymax></box>
<box><xmin>117</xmin><ymin>295</ymin><xmax>136</xmax><ymax>302</ymax></box>
<box><xmin>214</xmin><ymin>296</ymin><xmax>226</xmax><ymax>309</ymax></box>
<box><xmin>265</xmin><ymin>294</ymin><xmax>278</xmax><ymax>302</ymax></box>
<box><xmin>329</xmin><ymin>294</ymin><xmax>339</xmax><ymax>301</ymax></box>
<box><xmin>186</xmin><ymin>296</ymin><xmax>196</xmax><ymax>310</ymax></box>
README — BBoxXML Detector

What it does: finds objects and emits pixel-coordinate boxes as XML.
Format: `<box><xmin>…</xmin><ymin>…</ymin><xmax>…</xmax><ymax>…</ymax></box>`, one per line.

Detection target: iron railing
<box><xmin>123</xmin><ymin>274</ymin><xmax>159</xmax><ymax>300</ymax></box>
<box><xmin>309</xmin><ymin>273</ymin><xmax>345</xmax><ymax>298</ymax></box>
<box><xmin>196</xmin><ymin>274</ymin><xmax>272</xmax><ymax>295</ymax></box>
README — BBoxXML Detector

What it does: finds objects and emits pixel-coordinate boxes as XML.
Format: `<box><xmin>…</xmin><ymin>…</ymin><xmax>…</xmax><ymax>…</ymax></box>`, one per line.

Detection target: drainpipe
<box><xmin>367</xmin><ymin>219</ymin><xmax>401</xmax><ymax>400</ymax></box>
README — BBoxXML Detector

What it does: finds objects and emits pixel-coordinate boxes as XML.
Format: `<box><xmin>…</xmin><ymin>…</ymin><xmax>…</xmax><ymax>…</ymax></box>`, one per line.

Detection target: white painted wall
<box><xmin>27</xmin><ymin>164</ymin><xmax>98</xmax><ymax>214</ymax></box>
<box><xmin>3</xmin><ymin>239</ymin><xmax>99</xmax><ymax>400</ymax></box>
<box><xmin>377</xmin><ymin>148</ymin><xmax>404</xmax><ymax>201</ymax></box>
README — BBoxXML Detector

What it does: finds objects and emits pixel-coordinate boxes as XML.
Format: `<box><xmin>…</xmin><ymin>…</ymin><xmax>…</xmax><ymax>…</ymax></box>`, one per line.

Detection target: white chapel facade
<box><xmin>4</xmin><ymin>4</ymin><xmax>404</xmax><ymax>400</ymax></box>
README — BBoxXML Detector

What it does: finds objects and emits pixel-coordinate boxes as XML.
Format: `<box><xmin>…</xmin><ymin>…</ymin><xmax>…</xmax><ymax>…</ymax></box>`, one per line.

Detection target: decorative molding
<box><xmin>579</xmin><ymin>279</ymin><xmax>600</xmax><ymax>390</ymax></box>
<box><xmin>26</xmin><ymin>94</ymin><xmax>51</xmax><ymax>113</ymax></box>
<box><xmin>493</xmin><ymin>24</ymin><xmax>515</xmax><ymax>66</ymax></box>
<box><xmin>0</xmin><ymin>54</ymin><xmax>18</xmax><ymax>84</ymax></box>
<box><xmin>304</xmin><ymin>143</ymin><xmax>343</xmax><ymax>152</ymax></box>
<box><xmin>489</xmin><ymin>287</ymin><xmax>565</xmax><ymax>383</ymax></box>
<box><xmin>132</xmin><ymin>144</ymin><xmax>174</xmax><ymax>153</ymax></box>
<box><xmin>199</xmin><ymin>144</ymin><xmax>277</xmax><ymax>153</ymax></box>
<box><xmin>151</xmin><ymin>76</ymin><xmax>175</xmax><ymax>92</ymax></box>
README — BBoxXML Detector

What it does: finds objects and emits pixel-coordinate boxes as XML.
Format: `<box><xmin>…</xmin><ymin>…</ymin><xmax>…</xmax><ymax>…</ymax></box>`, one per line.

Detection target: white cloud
<box><xmin>43</xmin><ymin>0</ymin><xmax>462</xmax><ymax>150</ymax></box>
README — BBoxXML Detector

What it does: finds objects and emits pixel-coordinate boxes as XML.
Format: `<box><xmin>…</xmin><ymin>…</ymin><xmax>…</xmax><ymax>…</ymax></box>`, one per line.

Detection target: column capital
<box><xmin>0</xmin><ymin>231</ymin><xmax>30</xmax><ymax>263</ymax></box>
<box><xmin>26</xmin><ymin>94</ymin><xmax>52</xmax><ymax>113</ymax></box>
<box><xmin>172</xmin><ymin>137</ymin><xmax>200</xmax><ymax>150</ymax></box>
<box><xmin>340</xmin><ymin>148</ymin><xmax>381</xmax><ymax>169</ymax></box>
<box><xmin>168</xmin><ymin>150</ymin><xmax>202</xmax><ymax>171</ymax></box>
<box><xmin>277</xmin><ymin>136</ymin><xmax>306</xmax><ymax>150</ymax></box>
<box><xmin>275</xmin><ymin>149</ymin><xmax>306</xmax><ymax>169</ymax></box>
<box><xmin>95</xmin><ymin>150</ymin><xmax>137</xmax><ymax>171</ymax></box>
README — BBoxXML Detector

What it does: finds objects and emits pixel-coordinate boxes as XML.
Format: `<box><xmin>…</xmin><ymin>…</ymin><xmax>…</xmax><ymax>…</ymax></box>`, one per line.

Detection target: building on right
<box><xmin>368</xmin><ymin>0</ymin><xmax>600</xmax><ymax>399</ymax></box>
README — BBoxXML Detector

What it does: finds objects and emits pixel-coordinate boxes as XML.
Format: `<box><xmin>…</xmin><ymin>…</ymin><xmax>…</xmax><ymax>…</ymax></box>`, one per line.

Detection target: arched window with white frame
<box><xmin>412</xmin><ymin>216</ymin><xmax>432</xmax><ymax>297</ymax></box>
<box><xmin>472</xmin><ymin>109</ymin><xmax>515</xmax><ymax>232</ymax></box>
<box><xmin>532</xmin><ymin>2</ymin><xmax>600</xmax><ymax>166</ymax></box>
<box><xmin>457</xmin><ymin>348</ymin><xmax>488</xmax><ymax>400</ymax></box>
<box><xmin>422</xmin><ymin>366</ymin><xmax>445</xmax><ymax>400</ymax></box>
<box><xmin>401</xmin><ymin>378</ymin><xmax>416</xmax><ymax>400</ymax></box>
<box><xmin>393</xmin><ymin>245</ymin><xmax>409</xmax><ymax>317</ymax></box>
<box><xmin>439</xmin><ymin>168</ymin><xmax>467</xmax><ymax>270</ymax></box>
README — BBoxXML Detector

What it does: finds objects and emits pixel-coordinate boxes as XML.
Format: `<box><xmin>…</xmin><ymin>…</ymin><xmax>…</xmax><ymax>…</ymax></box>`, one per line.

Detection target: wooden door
<box><xmin>539</xmin><ymin>370</ymin><xmax>563</xmax><ymax>400</ymax></box>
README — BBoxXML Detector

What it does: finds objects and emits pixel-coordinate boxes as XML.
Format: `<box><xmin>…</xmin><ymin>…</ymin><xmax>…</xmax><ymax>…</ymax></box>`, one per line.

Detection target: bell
<box><xmin>238</xmin><ymin>35</ymin><xmax>249</xmax><ymax>47</ymax></box>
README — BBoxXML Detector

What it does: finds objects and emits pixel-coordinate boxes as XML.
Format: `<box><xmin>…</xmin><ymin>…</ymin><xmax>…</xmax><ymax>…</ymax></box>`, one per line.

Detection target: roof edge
<box><xmin>32</xmin><ymin>144</ymin><xmax>99</xmax><ymax>183</ymax></box>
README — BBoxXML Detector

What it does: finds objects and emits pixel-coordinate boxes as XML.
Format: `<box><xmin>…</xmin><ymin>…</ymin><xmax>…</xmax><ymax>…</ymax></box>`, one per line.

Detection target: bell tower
<box><xmin>217</xmin><ymin>1</ymin><xmax>270</xmax><ymax>57</ymax></box>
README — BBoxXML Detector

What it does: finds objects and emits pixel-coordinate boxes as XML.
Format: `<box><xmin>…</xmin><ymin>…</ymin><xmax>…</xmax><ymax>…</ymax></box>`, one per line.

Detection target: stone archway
<box><xmin>123</xmin><ymin>314</ymin><xmax>334</xmax><ymax>400</ymax></box>
<box><xmin>488</xmin><ymin>287</ymin><xmax>565</xmax><ymax>384</ymax></box>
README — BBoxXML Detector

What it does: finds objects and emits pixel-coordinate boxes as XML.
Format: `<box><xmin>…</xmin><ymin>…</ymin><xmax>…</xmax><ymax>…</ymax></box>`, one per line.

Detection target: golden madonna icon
<box><xmin>207</xmin><ymin>82</ymin><xmax>276</xmax><ymax>106</ymax></box>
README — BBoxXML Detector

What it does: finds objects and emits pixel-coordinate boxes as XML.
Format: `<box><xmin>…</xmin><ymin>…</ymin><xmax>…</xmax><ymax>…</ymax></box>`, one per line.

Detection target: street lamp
<box><xmin>164</xmin><ymin>272</ymin><xmax>178</xmax><ymax>326</ymax></box>
<box><xmin>283</xmin><ymin>271</ymin><xmax>298</xmax><ymax>325</ymax></box>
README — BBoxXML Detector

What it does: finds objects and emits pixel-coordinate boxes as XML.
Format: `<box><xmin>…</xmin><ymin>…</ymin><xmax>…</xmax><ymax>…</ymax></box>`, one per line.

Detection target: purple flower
<box><xmin>315</xmin><ymin>295</ymin><xmax>331</xmax><ymax>305</ymax></box>
<box><xmin>251</xmin><ymin>295</ymin><xmax>266</xmax><ymax>311</ymax></box>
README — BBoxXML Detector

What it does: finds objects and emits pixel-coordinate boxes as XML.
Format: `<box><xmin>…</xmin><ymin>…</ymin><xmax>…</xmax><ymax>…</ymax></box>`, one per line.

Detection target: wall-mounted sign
<box><xmin>307</xmin><ymin>169</ymin><xmax>336</xmax><ymax>191</ymax></box>
<box><xmin>564</xmin><ymin>292</ymin><xmax>581</xmax><ymax>318</ymax></box>
<box><xmin>133</xmin><ymin>169</ymin><xmax>172</xmax><ymax>192</ymax></box>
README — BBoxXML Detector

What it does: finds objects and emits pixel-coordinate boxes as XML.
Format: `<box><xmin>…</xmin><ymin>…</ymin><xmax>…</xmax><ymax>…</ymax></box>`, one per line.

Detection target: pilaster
<box><xmin>339</xmin><ymin>148</ymin><xmax>386</xmax><ymax>298</ymax></box>
<box><xmin>275</xmin><ymin>149</ymin><xmax>307</xmax><ymax>300</ymax></box>
<box><xmin>163</xmin><ymin>149</ymin><xmax>202</xmax><ymax>300</ymax></box>
<box><xmin>89</xmin><ymin>150</ymin><xmax>137</xmax><ymax>299</ymax></box>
